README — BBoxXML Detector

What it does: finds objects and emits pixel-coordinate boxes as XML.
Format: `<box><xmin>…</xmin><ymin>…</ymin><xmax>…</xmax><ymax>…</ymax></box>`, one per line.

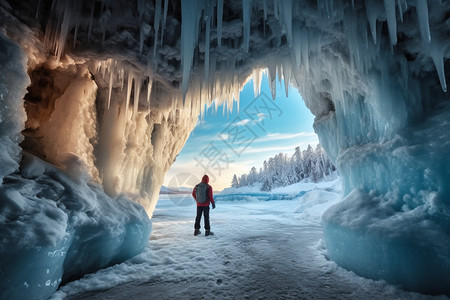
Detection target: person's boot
<box><xmin>205</xmin><ymin>230</ymin><xmax>214</xmax><ymax>236</ymax></box>
<box><xmin>194</xmin><ymin>229</ymin><xmax>201</xmax><ymax>236</ymax></box>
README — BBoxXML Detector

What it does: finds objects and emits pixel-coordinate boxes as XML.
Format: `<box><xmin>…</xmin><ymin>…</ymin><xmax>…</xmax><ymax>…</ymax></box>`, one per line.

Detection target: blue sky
<box><xmin>163</xmin><ymin>74</ymin><xmax>319</xmax><ymax>191</ymax></box>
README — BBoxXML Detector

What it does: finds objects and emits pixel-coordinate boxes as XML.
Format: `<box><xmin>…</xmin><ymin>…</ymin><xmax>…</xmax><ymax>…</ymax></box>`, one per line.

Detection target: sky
<box><xmin>163</xmin><ymin>73</ymin><xmax>319</xmax><ymax>191</ymax></box>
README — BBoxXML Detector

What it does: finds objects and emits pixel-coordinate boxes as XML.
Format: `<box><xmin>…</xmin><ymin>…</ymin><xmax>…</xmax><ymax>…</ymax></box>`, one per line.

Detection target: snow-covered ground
<box><xmin>51</xmin><ymin>179</ymin><xmax>447</xmax><ymax>299</ymax></box>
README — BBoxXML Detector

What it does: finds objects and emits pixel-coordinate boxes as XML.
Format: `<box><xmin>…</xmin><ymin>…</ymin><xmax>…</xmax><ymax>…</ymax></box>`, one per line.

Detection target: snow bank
<box><xmin>218</xmin><ymin>178</ymin><xmax>341</xmax><ymax>203</ymax></box>
<box><xmin>0</xmin><ymin>154</ymin><xmax>151</xmax><ymax>300</ymax></box>
<box><xmin>323</xmin><ymin>189</ymin><xmax>450</xmax><ymax>296</ymax></box>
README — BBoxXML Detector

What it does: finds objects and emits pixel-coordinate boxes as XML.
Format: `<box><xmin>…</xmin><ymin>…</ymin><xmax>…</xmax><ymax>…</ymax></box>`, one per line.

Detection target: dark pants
<box><xmin>194</xmin><ymin>206</ymin><xmax>210</xmax><ymax>230</ymax></box>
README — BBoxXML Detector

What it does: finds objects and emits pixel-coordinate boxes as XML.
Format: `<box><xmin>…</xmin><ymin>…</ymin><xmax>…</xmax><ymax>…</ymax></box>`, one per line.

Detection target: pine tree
<box><xmin>239</xmin><ymin>174</ymin><xmax>248</xmax><ymax>187</ymax></box>
<box><xmin>302</xmin><ymin>144</ymin><xmax>314</xmax><ymax>179</ymax></box>
<box><xmin>247</xmin><ymin>167</ymin><xmax>258</xmax><ymax>185</ymax></box>
<box><xmin>230</xmin><ymin>143</ymin><xmax>336</xmax><ymax>189</ymax></box>
<box><xmin>231</xmin><ymin>174</ymin><xmax>239</xmax><ymax>188</ymax></box>
<box><xmin>292</xmin><ymin>146</ymin><xmax>304</xmax><ymax>180</ymax></box>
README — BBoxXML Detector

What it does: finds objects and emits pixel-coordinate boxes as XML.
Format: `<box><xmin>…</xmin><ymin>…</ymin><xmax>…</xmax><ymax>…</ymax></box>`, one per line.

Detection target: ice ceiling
<box><xmin>0</xmin><ymin>0</ymin><xmax>449</xmax><ymax>298</ymax></box>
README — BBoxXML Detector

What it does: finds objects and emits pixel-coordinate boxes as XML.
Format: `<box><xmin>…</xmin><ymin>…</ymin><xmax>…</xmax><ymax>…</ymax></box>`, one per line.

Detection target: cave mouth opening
<box><xmin>162</xmin><ymin>71</ymin><xmax>333</xmax><ymax>196</ymax></box>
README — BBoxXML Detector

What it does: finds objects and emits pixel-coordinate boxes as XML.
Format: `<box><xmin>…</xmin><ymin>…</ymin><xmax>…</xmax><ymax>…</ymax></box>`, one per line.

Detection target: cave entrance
<box><xmin>162</xmin><ymin>72</ymin><xmax>336</xmax><ymax>199</ymax></box>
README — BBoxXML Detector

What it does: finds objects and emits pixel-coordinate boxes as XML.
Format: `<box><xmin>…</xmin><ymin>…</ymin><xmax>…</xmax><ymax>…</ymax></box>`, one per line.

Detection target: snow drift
<box><xmin>0</xmin><ymin>154</ymin><xmax>151</xmax><ymax>300</ymax></box>
<box><xmin>1</xmin><ymin>0</ymin><xmax>450</xmax><ymax>298</ymax></box>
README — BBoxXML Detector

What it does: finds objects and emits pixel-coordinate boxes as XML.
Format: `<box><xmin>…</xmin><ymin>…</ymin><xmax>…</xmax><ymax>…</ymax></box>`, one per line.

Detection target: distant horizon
<box><xmin>163</xmin><ymin>73</ymin><xmax>319</xmax><ymax>191</ymax></box>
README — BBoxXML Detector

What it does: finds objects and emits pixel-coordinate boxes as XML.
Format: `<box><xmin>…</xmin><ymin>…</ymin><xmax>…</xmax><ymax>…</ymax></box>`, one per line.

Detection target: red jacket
<box><xmin>192</xmin><ymin>175</ymin><xmax>215</xmax><ymax>207</ymax></box>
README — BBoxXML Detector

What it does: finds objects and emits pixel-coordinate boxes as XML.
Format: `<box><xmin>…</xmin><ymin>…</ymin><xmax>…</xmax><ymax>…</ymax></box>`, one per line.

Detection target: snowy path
<box><xmin>53</xmin><ymin>191</ymin><xmax>445</xmax><ymax>300</ymax></box>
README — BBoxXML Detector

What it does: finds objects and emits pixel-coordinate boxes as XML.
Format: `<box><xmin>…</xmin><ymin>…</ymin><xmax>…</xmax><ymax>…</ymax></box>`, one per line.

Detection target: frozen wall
<box><xmin>1</xmin><ymin>0</ymin><xmax>450</xmax><ymax>297</ymax></box>
<box><xmin>0</xmin><ymin>31</ymin><xmax>152</xmax><ymax>299</ymax></box>
<box><xmin>0</xmin><ymin>31</ymin><xmax>29</xmax><ymax>181</ymax></box>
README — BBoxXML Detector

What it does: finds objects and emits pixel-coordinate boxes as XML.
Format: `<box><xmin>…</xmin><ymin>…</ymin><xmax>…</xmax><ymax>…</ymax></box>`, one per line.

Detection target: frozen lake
<box><xmin>52</xmin><ymin>182</ymin><xmax>447</xmax><ymax>299</ymax></box>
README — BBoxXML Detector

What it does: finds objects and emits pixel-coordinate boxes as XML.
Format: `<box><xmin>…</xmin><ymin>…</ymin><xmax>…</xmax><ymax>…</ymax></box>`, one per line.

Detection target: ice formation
<box><xmin>1</xmin><ymin>0</ymin><xmax>450</xmax><ymax>298</ymax></box>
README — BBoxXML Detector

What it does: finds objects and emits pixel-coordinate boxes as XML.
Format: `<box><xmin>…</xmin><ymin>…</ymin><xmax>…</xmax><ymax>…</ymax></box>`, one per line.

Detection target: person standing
<box><xmin>192</xmin><ymin>175</ymin><xmax>216</xmax><ymax>236</ymax></box>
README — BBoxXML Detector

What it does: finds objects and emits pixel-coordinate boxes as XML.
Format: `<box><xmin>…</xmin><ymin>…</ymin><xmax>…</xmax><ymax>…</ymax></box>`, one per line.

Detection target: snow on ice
<box><xmin>0</xmin><ymin>153</ymin><xmax>151</xmax><ymax>300</ymax></box>
<box><xmin>50</xmin><ymin>181</ymin><xmax>445</xmax><ymax>299</ymax></box>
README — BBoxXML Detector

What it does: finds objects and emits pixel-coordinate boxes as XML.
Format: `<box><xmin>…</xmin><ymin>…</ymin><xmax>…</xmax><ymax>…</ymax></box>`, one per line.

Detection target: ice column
<box><xmin>181</xmin><ymin>0</ymin><xmax>201</xmax><ymax>100</ymax></box>
<box><xmin>242</xmin><ymin>0</ymin><xmax>252</xmax><ymax>52</ymax></box>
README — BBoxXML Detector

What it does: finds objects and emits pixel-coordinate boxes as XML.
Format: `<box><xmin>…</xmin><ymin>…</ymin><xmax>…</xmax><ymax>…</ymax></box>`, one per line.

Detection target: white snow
<box><xmin>50</xmin><ymin>179</ymin><xmax>445</xmax><ymax>299</ymax></box>
<box><xmin>0</xmin><ymin>154</ymin><xmax>151</xmax><ymax>300</ymax></box>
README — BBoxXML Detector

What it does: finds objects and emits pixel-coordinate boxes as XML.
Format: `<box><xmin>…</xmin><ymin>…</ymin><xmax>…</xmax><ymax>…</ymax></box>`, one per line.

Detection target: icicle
<box><xmin>277</xmin><ymin>64</ymin><xmax>283</xmax><ymax>84</ymax></box>
<box><xmin>55</xmin><ymin>0</ymin><xmax>73</xmax><ymax>63</ymax></box>
<box><xmin>134</xmin><ymin>78</ymin><xmax>142</xmax><ymax>119</ymax></box>
<box><xmin>217</xmin><ymin>0</ymin><xmax>224</xmax><ymax>47</ymax></box>
<box><xmin>153</xmin><ymin>0</ymin><xmax>162</xmax><ymax>57</ymax></box>
<box><xmin>279</xmin><ymin>0</ymin><xmax>293</xmax><ymax>47</ymax></box>
<box><xmin>204</xmin><ymin>0</ymin><xmax>214</xmax><ymax>84</ymax></box>
<box><xmin>140</xmin><ymin>23</ymin><xmax>152</xmax><ymax>55</ymax></box>
<box><xmin>267</xmin><ymin>61</ymin><xmax>277</xmax><ymax>100</ymax></box>
<box><xmin>384</xmin><ymin>0</ymin><xmax>397</xmax><ymax>46</ymax></box>
<box><xmin>397</xmin><ymin>0</ymin><xmax>403</xmax><ymax>23</ymax></box>
<box><xmin>416</xmin><ymin>0</ymin><xmax>431</xmax><ymax>43</ymax></box>
<box><xmin>273</xmin><ymin>0</ymin><xmax>279</xmax><ymax>20</ymax></box>
<box><xmin>87</xmin><ymin>3</ymin><xmax>95</xmax><ymax>41</ymax></box>
<box><xmin>429</xmin><ymin>41</ymin><xmax>447</xmax><ymax>92</ymax></box>
<box><xmin>293</xmin><ymin>20</ymin><xmax>302</xmax><ymax>67</ymax></box>
<box><xmin>252</xmin><ymin>69</ymin><xmax>262</xmax><ymax>96</ymax></box>
<box><xmin>73</xmin><ymin>24</ymin><xmax>79</xmax><ymax>47</ymax></box>
<box><xmin>181</xmin><ymin>0</ymin><xmax>201</xmax><ymax>101</ymax></box>
<box><xmin>365</xmin><ymin>0</ymin><xmax>383</xmax><ymax>44</ymax></box>
<box><xmin>36</xmin><ymin>0</ymin><xmax>41</xmax><ymax>19</ymax></box>
<box><xmin>108</xmin><ymin>59</ymin><xmax>114</xmax><ymax>109</ymax></box>
<box><xmin>147</xmin><ymin>77</ymin><xmax>153</xmax><ymax>104</ymax></box>
<box><xmin>100</xmin><ymin>9</ymin><xmax>111</xmax><ymax>46</ymax></box>
<box><xmin>126</xmin><ymin>72</ymin><xmax>133</xmax><ymax>118</ymax></box>
<box><xmin>161</xmin><ymin>0</ymin><xmax>169</xmax><ymax>45</ymax></box>
<box><xmin>263</xmin><ymin>0</ymin><xmax>267</xmax><ymax>35</ymax></box>
<box><xmin>242</xmin><ymin>0</ymin><xmax>252</xmax><ymax>53</ymax></box>
<box><xmin>301</xmin><ymin>29</ymin><xmax>309</xmax><ymax>74</ymax></box>
<box><xmin>366</xmin><ymin>3</ymin><xmax>377</xmax><ymax>45</ymax></box>
<box><xmin>120</xmin><ymin>69</ymin><xmax>125</xmax><ymax>90</ymax></box>
<box><xmin>282</xmin><ymin>62</ymin><xmax>291</xmax><ymax>97</ymax></box>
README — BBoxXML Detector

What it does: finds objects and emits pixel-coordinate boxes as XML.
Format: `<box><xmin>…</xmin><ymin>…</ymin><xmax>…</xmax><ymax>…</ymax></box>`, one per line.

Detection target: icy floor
<box><xmin>51</xmin><ymin>181</ymin><xmax>448</xmax><ymax>300</ymax></box>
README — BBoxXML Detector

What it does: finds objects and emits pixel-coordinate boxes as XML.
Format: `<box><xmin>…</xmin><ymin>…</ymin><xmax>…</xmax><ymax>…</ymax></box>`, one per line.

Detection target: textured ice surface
<box><xmin>0</xmin><ymin>154</ymin><xmax>151</xmax><ymax>300</ymax></box>
<box><xmin>1</xmin><ymin>0</ymin><xmax>450</xmax><ymax>296</ymax></box>
<box><xmin>0</xmin><ymin>31</ymin><xmax>29</xmax><ymax>181</ymax></box>
<box><xmin>322</xmin><ymin>102</ymin><xmax>450</xmax><ymax>295</ymax></box>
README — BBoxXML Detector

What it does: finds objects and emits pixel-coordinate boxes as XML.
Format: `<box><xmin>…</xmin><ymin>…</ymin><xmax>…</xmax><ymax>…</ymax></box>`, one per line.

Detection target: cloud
<box><xmin>219</xmin><ymin>133</ymin><xmax>229</xmax><ymax>140</ymax></box>
<box><xmin>257</xmin><ymin>132</ymin><xmax>317</xmax><ymax>142</ymax></box>
<box><xmin>234</xmin><ymin>119</ymin><xmax>251</xmax><ymax>126</ymax></box>
<box><xmin>241</xmin><ymin>145</ymin><xmax>301</xmax><ymax>155</ymax></box>
<box><xmin>256</xmin><ymin>113</ymin><xmax>267</xmax><ymax>122</ymax></box>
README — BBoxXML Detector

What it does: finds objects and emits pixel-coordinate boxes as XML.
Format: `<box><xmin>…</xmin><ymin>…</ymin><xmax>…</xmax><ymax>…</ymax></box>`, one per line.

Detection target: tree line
<box><xmin>231</xmin><ymin>144</ymin><xmax>337</xmax><ymax>191</ymax></box>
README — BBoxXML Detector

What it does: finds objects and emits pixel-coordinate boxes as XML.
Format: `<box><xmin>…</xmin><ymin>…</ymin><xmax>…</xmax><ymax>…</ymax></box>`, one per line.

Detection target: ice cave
<box><xmin>0</xmin><ymin>0</ymin><xmax>449</xmax><ymax>298</ymax></box>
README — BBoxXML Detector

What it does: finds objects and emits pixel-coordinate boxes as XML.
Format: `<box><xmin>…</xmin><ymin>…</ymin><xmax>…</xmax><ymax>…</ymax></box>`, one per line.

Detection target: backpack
<box><xmin>195</xmin><ymin>183</ymin><xmax>208</xmax><ymax>203</ymax></box>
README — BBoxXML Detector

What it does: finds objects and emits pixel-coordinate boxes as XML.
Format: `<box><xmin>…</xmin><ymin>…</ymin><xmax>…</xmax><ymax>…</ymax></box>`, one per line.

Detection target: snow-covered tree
<box><xmin>232</xmin><ymin>143</ymin><xmax>336</xmax><ymax>190</ymax></box>
<box><xmin>247</xmin><ymin>167</ymin><xmax>258</xmax><ymax>185</ymax></box>
<box><xmin>238</xmin><ymin>174</ymin><xmax>248</xmax><ymax>187</ymax></box>
<box><xmin>231</xmin><ymin>174</ymin><xmax>239</xmax><ymax>188</ymax></box>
